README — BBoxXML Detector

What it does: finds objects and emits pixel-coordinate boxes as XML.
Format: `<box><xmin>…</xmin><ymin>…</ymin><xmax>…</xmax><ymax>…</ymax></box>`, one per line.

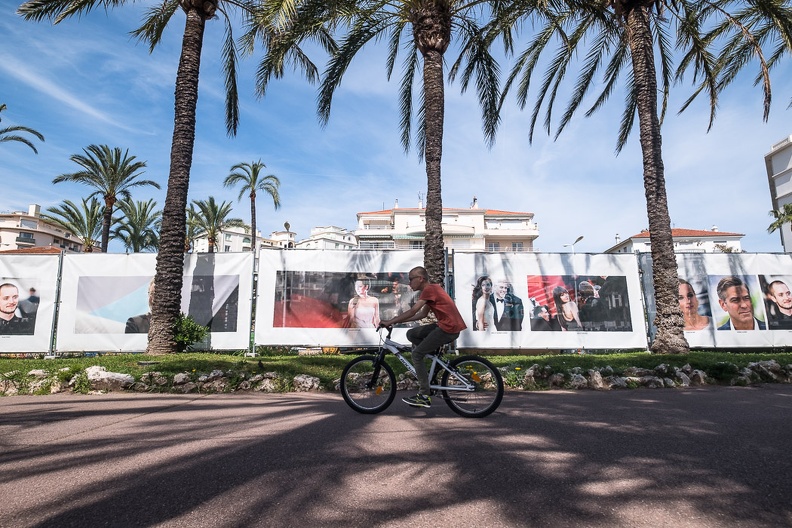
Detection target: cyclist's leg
<box><xmin>410</xmin><ymin>325</ymin><xmax>459</xmax><ymax>395</ymax></box>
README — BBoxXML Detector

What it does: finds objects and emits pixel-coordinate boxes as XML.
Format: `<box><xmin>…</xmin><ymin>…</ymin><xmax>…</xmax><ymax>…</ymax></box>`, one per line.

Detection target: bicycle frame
<box><xmin>377</xmin><ymin>329</ymin><xmax>476</xmax><ymax>393</ymax></box>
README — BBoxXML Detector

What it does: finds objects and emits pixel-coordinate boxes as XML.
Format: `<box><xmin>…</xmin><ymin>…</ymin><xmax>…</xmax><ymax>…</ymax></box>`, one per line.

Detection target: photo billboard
<box><xmin>57</xmin><ymin>253</ymin><xmax>253</xmax><ymax>351</ymax></box>
<box><xmin>0</xmin><ymin>254</ymin><xmax>60</xmax><ymax>353</ymax></box>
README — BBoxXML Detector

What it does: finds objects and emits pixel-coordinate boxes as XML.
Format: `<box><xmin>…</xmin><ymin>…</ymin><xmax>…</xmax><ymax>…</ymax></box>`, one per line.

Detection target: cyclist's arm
<box><xmin>381</xmin><ymin>299</ymin><xmax>429</xmax><ymax>327</ymax></box>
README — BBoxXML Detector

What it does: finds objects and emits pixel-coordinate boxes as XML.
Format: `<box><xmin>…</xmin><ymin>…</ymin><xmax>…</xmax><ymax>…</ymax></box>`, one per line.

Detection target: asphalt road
<box><xmin>1</xmin><ymin>386</ymin><xmax>791</xmax><ymax>528</ymax></box>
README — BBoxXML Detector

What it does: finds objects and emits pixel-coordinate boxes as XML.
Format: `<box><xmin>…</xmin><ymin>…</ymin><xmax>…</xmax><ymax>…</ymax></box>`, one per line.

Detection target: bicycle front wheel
<box><xmin>440</xmin><ymin>355</ymin><xmax>504</xmax><ymax>418</ymax></box>
<box><xmin>340</xmin><ymin>355</ymin><xmax>396</xmax><ymax>414</ymax></box>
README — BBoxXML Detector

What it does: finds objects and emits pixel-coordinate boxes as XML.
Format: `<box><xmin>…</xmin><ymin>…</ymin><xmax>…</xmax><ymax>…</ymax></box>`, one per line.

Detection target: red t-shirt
<box><xmin>420</xmin><ymin>284</ymin><xmax>467</xmax><ymax>333</ymax></box>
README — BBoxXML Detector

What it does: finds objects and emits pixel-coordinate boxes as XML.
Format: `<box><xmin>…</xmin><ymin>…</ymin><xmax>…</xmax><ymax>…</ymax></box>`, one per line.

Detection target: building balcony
<box><xmin>15</xmin><ymin>236</ymin><xmax>36</xmax><ymax>245</ymax></box>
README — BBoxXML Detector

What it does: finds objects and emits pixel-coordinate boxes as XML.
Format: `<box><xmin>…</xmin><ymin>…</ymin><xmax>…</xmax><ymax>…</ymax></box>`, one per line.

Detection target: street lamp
<box><xmin>563</xmin><ymin>235</ymin><xmax>584</xmax><ymax>303</ymax></box>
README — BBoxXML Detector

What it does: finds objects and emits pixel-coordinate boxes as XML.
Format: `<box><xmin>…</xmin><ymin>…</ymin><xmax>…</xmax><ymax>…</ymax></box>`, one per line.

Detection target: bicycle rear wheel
<box><xmin>340</xmin><ymin>355</ymin><xmax>396</xmax><ymax>414</ymax></box>
<box><xmin>440</xmin><ymin>355</ymin><xmax>504</xmax><ymax>418</ymax></box>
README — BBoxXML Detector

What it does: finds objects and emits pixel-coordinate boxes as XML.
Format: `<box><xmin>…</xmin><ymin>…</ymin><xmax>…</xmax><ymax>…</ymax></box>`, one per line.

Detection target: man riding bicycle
<box><xmin>379</xmin><ymin>266</ymin><xmax>467</xmax><ymax>408</ymax></box>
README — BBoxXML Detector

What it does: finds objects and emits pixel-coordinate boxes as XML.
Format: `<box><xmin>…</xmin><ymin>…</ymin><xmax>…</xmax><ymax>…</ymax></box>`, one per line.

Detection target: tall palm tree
<box><xmin>224</xmin><ymin>159</ymin><xmax>281</xmax><ymax>255</ymax></box>
<box><xmin>18</xmin><ymin>0</ymin><xmax>269</xmax><ymax>353</ymax></box>
<box><xmin>0</xmin><ymin>103</ymin><xmax>45</xmax><ymax>154</ymax></box>
<box><xmin>42</xmin><ymin>197</ymin><xmax>103</xmax><ymax>252</ymax></box>
<box><xmin>187</xmin><ymin>197</ymin><xmax>246</xmax><ymax>253</ymax></box>
<box><xmin>257</xmin><ymin>0</ymin><xmax>503</xmax><ymax>283</ymax></box>
<box><xmin>53</xmin><ymin>144</ymin><xmax>158</xmax><ymax>253</ymax></box>
<box><xmin>113</xmin><ymin>198</ymin><xmax>162</xmax><ymax>253</ymax></box>
<box><xmin>768</xmin><ymin>203</ymin><xmax>792</xmax><ymax>243</ymax></box>
<box><xmin>494</xmin><ymin>0</ymin><xmax>792</xmax><ymax>353</ymax></box>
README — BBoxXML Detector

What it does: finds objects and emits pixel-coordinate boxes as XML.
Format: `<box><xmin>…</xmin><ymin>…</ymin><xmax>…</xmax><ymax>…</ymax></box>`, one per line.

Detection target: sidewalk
<box><xmin>2</xmin><ymin>387</ymin><xmax>791</xmax><ymax>527</ymax></box>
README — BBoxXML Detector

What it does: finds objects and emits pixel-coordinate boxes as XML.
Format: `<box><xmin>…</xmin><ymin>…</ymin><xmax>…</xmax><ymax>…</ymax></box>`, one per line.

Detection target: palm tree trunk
<box><xmin>101</xmin><ymin>198</ymin><xmax>113</xmax><ymax>252</ymax></box>
<box><xmin>423</xmin><ymin>48</ymin><xmax>445</xmax><ymax>283</ymax></box>
<box><xmin>626</xmin><ymin>6</ymin><xmax>688</xmax><ymax>354</ymax></box>
<box><xmin>148</xmin><ymin>7</ymin><xmax>206</xmax><ymax>354</ymax></box>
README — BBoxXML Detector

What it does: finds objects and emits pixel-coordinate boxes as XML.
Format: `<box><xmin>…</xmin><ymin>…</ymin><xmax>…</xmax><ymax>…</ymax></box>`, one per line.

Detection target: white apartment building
<box><xmin>604</xmin><ymin>227</ymin><xmax>744</xmax><ymax>254</ymax></box>
<box><xmin>0</xmin><ymin>204</ymin><xmax>84</xmax><ymax>253</ymax></box>
<box><xmin>355</xmin><ymin>197</ymin><xmax>539</xmax><ymax>251</ymax></box>
<box><xmin>192</xmin><ymin>225</ymin><xmax>255</xmax><ymax>253</ymax></box>
<box><xmin>765</xmin><ymin>135</ymin><xmax>792</xmax><ymax>252</ymax></box>
<box><xmin>295</xmin><ymin>226</ymin><xmax>357</xmax><ymax>250</ymax></box>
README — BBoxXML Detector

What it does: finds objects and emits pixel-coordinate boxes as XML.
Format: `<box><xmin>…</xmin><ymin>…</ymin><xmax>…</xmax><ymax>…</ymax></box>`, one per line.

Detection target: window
<box><xmin>225</xmin><ymin>233</ymin><xmax>232</xmax><ymax>240</ymax></box>
<box><xmin>410</xmin><ymin>241</ymin><xmax>424</xmax><ymax>250</ymax></box>
<box><xmin>512</xmin><ymin>242</ymin><xmax>524</xmax><ymax>252</ymax></box>
<box><xmin>19</xmin><ymin>232</ymin><xmax>34</xmax><ymax>239</ymax></box>
<box><xmin>243</xmin><ymin>237</ymin><xmax>251</xmax><ymax>244</ymax></box>
<box><xmin>487</xmin><ymin>242</ymin><xmax>500</xmax><ymax>252</ymax></box>
<box><xmin>224</xmin><ymin>245</ymin><xmax>231</xmax><ymax>252</ymax></box>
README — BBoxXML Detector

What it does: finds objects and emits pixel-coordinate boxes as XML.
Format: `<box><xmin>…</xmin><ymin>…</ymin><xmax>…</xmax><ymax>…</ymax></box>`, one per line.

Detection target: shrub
<box><xmin>173</xmin><ymin>313</ymin><xmax>209</xmax><ymax>353</ymax></box>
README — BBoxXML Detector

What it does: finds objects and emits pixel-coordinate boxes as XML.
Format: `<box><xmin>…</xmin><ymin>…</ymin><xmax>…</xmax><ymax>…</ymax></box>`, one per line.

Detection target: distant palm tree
<box><xmin>224</xmin><ymin>160</ymin><xmax>281</xmax><ymax>256</ymax></box>
<box><xmin>187</xmin><ymin>197</ymin><xmax>246</xmax><ymax>253</ymax></box>
<box><xmin>53</xmin><ymin>144</ymin><xmax>159</xmax><ymax>253</ymax></box>
<box><xmin>768</xmin><ymin>203</ymin><xmax>792</xmax><ymax>242</ymax></box>
<box><xmin>113</xmin><ymin>198</ymin><xmax>162</xmax><ymax>253</ymax></box>
<box><xmin>42</xmin><ymin>197</ymin><xmax>103</xmax><ymax>252</ymax></box>
<box><xmin>0</xmin><ymin>103</ymin><xmax>44</xmax><ymax>154</ymax></box>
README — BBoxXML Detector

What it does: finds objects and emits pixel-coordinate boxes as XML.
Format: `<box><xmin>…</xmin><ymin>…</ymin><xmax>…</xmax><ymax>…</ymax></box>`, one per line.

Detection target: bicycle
<box><xmin>339</xmin><ymin>326</ymin><xmax>504</xmax><ymax>418</ymax></box>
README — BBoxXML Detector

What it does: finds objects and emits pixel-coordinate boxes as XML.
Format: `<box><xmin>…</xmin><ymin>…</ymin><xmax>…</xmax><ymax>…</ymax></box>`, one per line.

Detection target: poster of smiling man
<box><xmin>56</xmin><ymin>253</ymin><xmax>252</xmax><ymax>352</ymax></box>
<box><xmin>0</xmin><ymin>253</ymin><xmax>59</xmax><ymax>353</ymax></box>
<box><xmin>256</xmin><ymin>249</ymin><xmax>423</xmax><ymax>347</ymax></box>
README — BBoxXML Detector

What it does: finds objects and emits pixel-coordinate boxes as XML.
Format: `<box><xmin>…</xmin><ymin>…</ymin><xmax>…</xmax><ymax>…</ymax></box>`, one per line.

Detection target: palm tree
<box><xmin>257</xmin><ymin>0</ymin><xmax>503</xmax><ymax>283</ymax></box>
<box><xmin>113</xmin><ymin>198</ymin><xmax>162</xmax><ymax>252</ymax></box>
<box><xmin>224</xmin><ymin>160</ymin><xmax>281</xmax><ymax>256</ymax></box>
<box><xmin>0</xmin><ymin>103</ymin><xmax>45</xmax><ymax>154</ymax></box>
<box><xmin>494</xmin><ymin>0</ymin><xmax>792</xmax><ymax>353</ymax></box>
<box><xmin>18</xmin><ymin>0</ymin><xmax>277</xmax><ymax>353</ymax></box>
<box><xmin>768</xmin><ymin>203</ymin><xmax>792</xmax><ymax>243</ymax></box>
<box><xmin>42</xmin><ymin>197</ymin><xmax>103</xmax><ymax>252</ymax></box>
<box><xmin>53</xmin><ymin>144</ymin><xmax>159</xmax><ymax>253</ymax></box>
<box><xmin>187</xmin><ymin>197</ymin><xmax>246</xmax><ymax>253</ymax></box>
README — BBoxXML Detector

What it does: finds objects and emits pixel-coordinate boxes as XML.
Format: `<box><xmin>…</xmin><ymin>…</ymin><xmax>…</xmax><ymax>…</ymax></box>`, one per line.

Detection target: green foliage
<box><xmin>708</xmin><ymin>361</ymin><xmax>740</xmax><ymax>381</ymax></box>
<box><xmin>173</xmin><ymin>313</ymin><xmax>209</xmax><ymax>353</ymax></box>
<box><xmin>71</xmin><ymin>371</ymin><xmax>91</xmax><ymax>394</ymax></box>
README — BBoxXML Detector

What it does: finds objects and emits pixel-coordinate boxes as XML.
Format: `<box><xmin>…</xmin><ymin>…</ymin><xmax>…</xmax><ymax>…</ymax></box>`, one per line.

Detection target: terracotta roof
<box><xmin>631</xmin><ymin>228</ymin><xmax>744</xmax><ymax>239</ymax></box>
<box><xmin>0</xmin><ymin>246</ymin><xmax>65</xmax><ymax>254</ymax></box>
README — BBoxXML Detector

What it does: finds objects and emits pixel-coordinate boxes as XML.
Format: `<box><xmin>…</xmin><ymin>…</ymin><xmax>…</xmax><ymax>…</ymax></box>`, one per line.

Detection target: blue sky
<box><xmin>1</xmin><ymin>2</ymin><xmax>790</xmax><ymax>254</ymax></box>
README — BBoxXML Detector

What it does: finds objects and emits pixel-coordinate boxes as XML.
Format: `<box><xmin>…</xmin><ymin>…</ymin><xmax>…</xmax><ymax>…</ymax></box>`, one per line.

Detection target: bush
<box><xmin>173</xmin><ymin>313</ymin><xmax>209</xmax><ymax>353</ymax></box>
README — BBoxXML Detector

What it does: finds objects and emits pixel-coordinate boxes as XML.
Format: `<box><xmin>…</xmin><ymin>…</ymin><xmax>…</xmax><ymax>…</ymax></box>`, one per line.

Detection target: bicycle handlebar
<box><xmin>377</xmin><ymin>324</ymin><xmax>394</xmax><ymax>339</ymax></box>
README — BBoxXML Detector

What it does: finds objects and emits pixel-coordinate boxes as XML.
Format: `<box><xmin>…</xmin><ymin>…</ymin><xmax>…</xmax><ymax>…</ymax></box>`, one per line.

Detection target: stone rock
<box><xmin>587</xmin><ymin>369</ymin><xmax>607</xmax><ymax>390</ymax></box>
<box><xmin>249</xmin><ymin>374</ymin><xmax>264</xmax><ymax>383</ymax></box>
<box><xmin>690</xmin><ymin>370</ymin><xmax>707</xmax><ymax>385</ymax></box>
<box><xmin>293</xmin><ymin>374</ymin><xmax>321</xmax><ymax>392</ymax></box>
<box><xmin>606</xmin><ymin>376</ymin><xmax>628</xmax><ymax>389</ymax></box>
<box><xmin>681</xmin><ymin>363</ymin><xmax>693</xmax><ymax>375</ymax></box>
<box><xmin>175</xmin><ymin>382</ymin><xmax>197</xmax><ymax>393</ymax></box>
<box><xmin>663</xmin><ymin>377</ymin><xmax>676</xmax><ymax>388</ymax></box>
<box><xmin>85</xmin><ymin>366</ymin><xmax>134</xmax><ymax>391</ymax></box>
<box><xmin>255</xmin><ymin>378</ymin><xmax>280</xmax><ymax>392</ymax></box>
<box><xmin>198</xmin><ymin>369</ymin><xmax>225</xmax><ymax>383</ymax></box>
<box><xmin>27</xmin><ymin>369</ymin><xmax>48</xmax><ymax>377</ymax></box>
<box><xmin>141</xmin><ymin>372</ymin><xmax>168</xmax><ymax>386</ymax></box>
<box><xmin>639</xmin><ymin>376</ymin><xmax>664</xmax><ymax>389</ymax></box>
<box><xmin>599</xmin><ymin>365</ymin><xmax>614</xmax><ymax>377</ymax></box>
<box><xmin>201</xmin><ymin>378</ymin><xmax>229</xmax><ymax>392</ymax></box>
<box><xmin>548</xmin><ymin>373</ymin><xmax>565</xmax><ymax>388</ymax></box>
<box><xmin>173</xmin><ymin>372</ymin><xmax>191</xmax><ymax>385</ymax></box>
<box><xmin>675</xmin><ymin>369</ymin><xmax>691</xmax><ymax>387</ymax></box>
<box><xmin>131</xmin><ymin>382</ymin><xmax>149</xmax><ymax>392</ymax></box>
<box><xmin>236</xmin><ymin>380</ymin><xmax>252</xmax><ymax>391</ymax></box>
<box><xmin>569</xmin><ymin>373</ymin><xmax>587</xmax><ymax>389</ymax></box>
<box><xmin>654</xmin><ymin>364</ymin><xmax>674</xmax><ymax>377</ymax></box>
<box><xmin>569</xmin><ymin>367</ymin><xmax>583</xmax><ymax>375</ymax></box>
<box><xmin>623</xmin><ymin>367</ymin><xmax>653</xmax><ymax>377</ymax></box>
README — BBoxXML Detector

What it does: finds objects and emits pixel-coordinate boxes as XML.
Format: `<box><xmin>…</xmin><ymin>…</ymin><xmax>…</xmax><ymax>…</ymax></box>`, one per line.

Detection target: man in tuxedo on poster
<box><xmin>490</xmin><ymin>279</ymin><xmax>524</xmax><ymax>331</ymax></box>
